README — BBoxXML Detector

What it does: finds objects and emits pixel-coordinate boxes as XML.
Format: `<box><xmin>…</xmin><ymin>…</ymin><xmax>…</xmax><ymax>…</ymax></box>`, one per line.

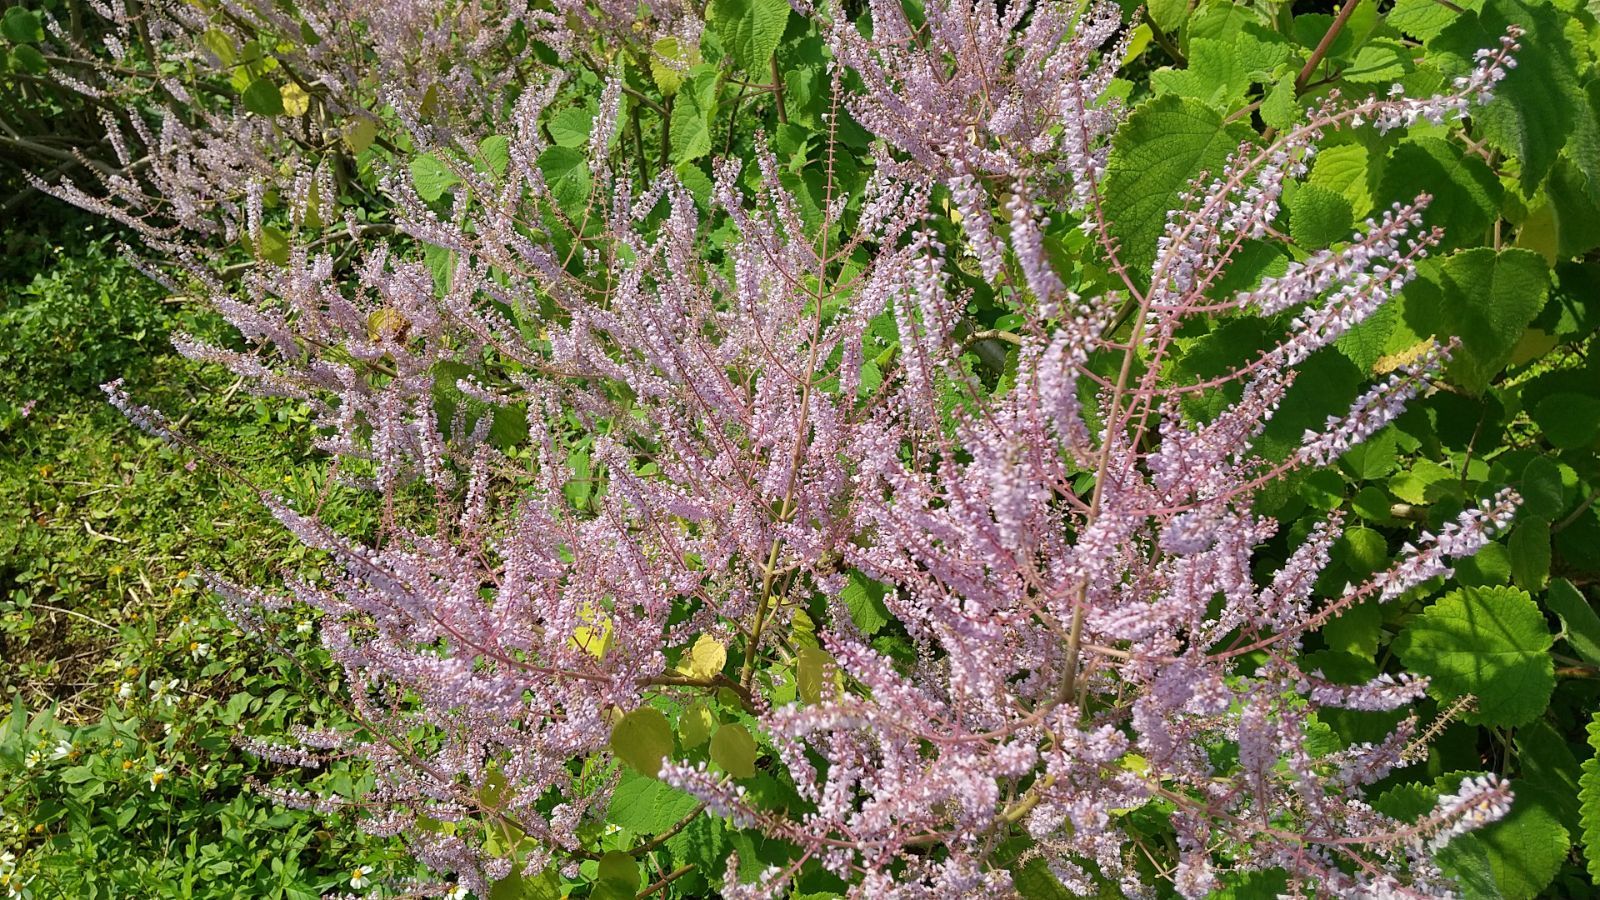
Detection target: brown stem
<box><xmin>1295</xmin><ymin>0</ymin><xmax>1362</xmax><ymax>92</ymax></box>
<box><xmin>770</xmin><ymin>56</ymin><xmax>788</xmax><ymax>125</ymax></box>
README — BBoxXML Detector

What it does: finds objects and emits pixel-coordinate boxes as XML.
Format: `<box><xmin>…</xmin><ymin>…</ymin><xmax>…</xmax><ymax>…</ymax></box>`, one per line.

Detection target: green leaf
<box><xmin>1579</xmin><ymin>711</ymin><xmax>1600</xmax><ymax>882</ymax></box>
<box><xmin>342</xmin><ymin>117</ymin><xmax>377</xmax><ymax>154</ymax></box>
<box><xmin>610</xmin><ymin>707</ymin><xmax>674</xmax><ymax>778</ymax></box>
<box><xmin>1146</xmin><ymin>0</ymin><xmax>1188</xmax><ymax>35</ymax></box>
<box><xmin>1516</xmin><ymin>720</ymin><xmax>1584</xmax><ymax>833</ymax></box>
<box><xmin>1308</xmin><ymin>140</ymin><xmax>1379</xmax><ymax>219</ymax></box>
<box><xmin>1396</xmin><ymin>248</ymin><xmax>1550</xmax><ymax>395</ymax></box>
<box><xmin>1431</xmin><ymin>0</ymin><xmax>1584</xmax><ymax>195</ymax></box>
<box><xmin>796</xmin><ymin>644</ymin><xmax>839</xmax><ymax>705</ymax></box>
<box><xmin>476</xmin><ymin>135</ymin><xmax>511</xmax><ymax>179</ymax></box>
<box><xmin>1508</xmin><ymin>516</ymin><xmax>1550</xmax><ymax>591</ymax></box>
<box><xmin>1457</xmin><ymin>542</ymin><xmax>1511</xmax><ymax>587</ymax></box>
<box><xmin>669</xmin><ymin>70</ymin><xmax>719</xmax><ymax>163</ymax></box>
<box><xmin>840</xmin><ymin>570</ymin><xmax>891</xmax><ymax>636</ymax></box>
<box><xmin>1150</xmin><ymin>38</ymin><xmax>1249</xmax><ymax>111</ymax></box>
<box><xmin>709</xmin><ymin>723</ymin><xmax>757</xmax><ymax>778</ymax></box>
<box><xmin>547</xmin><ymin>107</ymin><xmax>594</xmax><ymax>149</ymax></box>
<box><xmin>596</xmin><ymin>851</ymin><xmax>638</xmax><ymax>895</ymax></box>
<box><xmin>1378</xmin><ymin>138</ymin><xmax>1502</xmax><ymax>254</ymax></box>
<box><xmin>608</xmin><ymin>772</ymin><xmax>700</xmax><ymax>833</ymax></box>
<box><xmin>58</xmin><ymin>765</ymin><xmax>96</xmax><ymax>784</ymax></box>
<box><xmin>1531</xmin><ymin>392</ymin><xmax>1600</xmax><ymax>449</ymax></box>
<box><xmin>251</xmin><ymin>226</ymin><xmax>290</xmax><ymax>265</ymax></box>
<box><xmin>410</xmin><ymin>153</ymin><xmax>459</xmax><ymax>203</ymax></box>
<box><xmin>650</xmin><ymin>36</ymin><xmax>701</xmax><ymax>97</ymax></box>
<box><xmin>708</xmin><ymin>0</ymin><xmax>790</xmax><ymax>73</ymax></box>
<box><xmin>199</xmin><ymin>27</ymin><xmax>235</xmax><ymax>66</ymax></box>
<box><xmin>2</xmin><ymin>7</ymin><xmax>43</xmax><ymax>43</ymax></box>
<box><xmin>1389</xmin><ymin>0</ymin><xmax>1456</xmax><ymax>41</ymax></box>
<box><xmin>1260</xmin><ymin>76</ymin><xmax>1303</xmax><ymax>132</ymax></box>
<box><xmin>241</xmin><ymin>79</ymin><xmax>285</xmax><ymax>117</ymax></box>
<box><xmin>536</xmin><ymin>145</ymin><xmax>593</xmax><ymax>217</ymax></box>
<box><xmin>1547</xmin><ymin>579</ymin><xmax>1600</xmax><ymax>666</ymax></box>
<box><xmin>487</xmin><ymin>866</ymin><xmax>562</xmax><ymax>900</ymax></box>
<box><xmin>1287</xmin><ymin>184</ymin><xmax>1353</xmax><ymax>248</ymax></box>
<box><xmin>1477</xmin><ymin>786</ymin><xmax>1569</xmax><ymax>900</ymax></box>
<box><xmin>11</xmin><ymin>43</ymin><xmax>45</xmax><ymax>74</ymax></box>
<box><xmin>1393</xmin><ymin>586</ymin><xmax>1554</xmax><ymax>727</ymax></box>
<box><xmin>1102</xmin><ymin>95</ymin><xmax>1254</xmax><ymax>281</ymax></box>
<box><xmin>1343</xmin><ymin>40</ymin><xmax>1412</xmax><ymax>83</ymax></box>
<box><xmin>1519</xmin><ymin>455</ymin><xmax>1568</xmax><ymax>520</ymax></box>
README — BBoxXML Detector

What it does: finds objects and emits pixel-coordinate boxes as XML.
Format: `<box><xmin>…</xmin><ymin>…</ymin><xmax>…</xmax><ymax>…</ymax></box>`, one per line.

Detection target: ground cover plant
<box><xmin>5</xmin><ymin>0</ymin><xmax>1600</xmax><ymax>897</ymax></box>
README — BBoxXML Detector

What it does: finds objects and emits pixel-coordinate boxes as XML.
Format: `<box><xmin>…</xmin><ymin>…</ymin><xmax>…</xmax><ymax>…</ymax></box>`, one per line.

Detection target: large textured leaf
<box><xmin>1393</xmin><ymin>586</ymin><xmax>1553</xmax><ymax>727</ymax></box>
<box><xmin>1476</xmin><ymin>787</ymin><xmax>1569</xmax><ymax>900</ymax></box>
<box><xmin>840</xmin><ymin>570</ymin><xmax>891</xmax><ymax>636</ymax></box>
<box><xmin>1378</xmin><ymin>138</ymin><xmax>1501</xmax><ymax>253</ymax></box>
<box><xmin>1102</xmin><ymin>95</ymin><xmax>1254</xmax><ymax>281</ymax></box>
<box><xmin>669</xmin><ymin>69</ymin><xmax>719</xmax><ymax>163</ymax></box>
<box><xmin>1430</xmin><ymin>0</ymin><xmax>1585</xmax><ymax>194</ymax></box>
<box><xmin>608</xmin><ymin>771</ymin><xmax>700</xmax><ymax>833</ymax></box>
<box><xmin>1396</xmin><ymin>248</ymin><xmax>1549</xmax><ymax>395</ymax></box>
<box><xmin>1580</xmin><ymin>711</ymin><xmax>1600</xmax><ymax>882</ymax></box>
<box><xmin>709</xmin><ymin>0</ymin><xmax>790</xmax><ymax>73</ymax></box>
<box><xmin>410</xmin><ymin>153</ymin><xmax>459</xmax><ymax>202</ymax></box>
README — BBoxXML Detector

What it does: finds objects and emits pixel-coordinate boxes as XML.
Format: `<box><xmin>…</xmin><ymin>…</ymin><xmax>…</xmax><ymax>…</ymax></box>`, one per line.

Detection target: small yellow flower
<box><xmin>122</xmin><ymin>760</ymin><xmax>133</xmax><ymax>771</ymax></box>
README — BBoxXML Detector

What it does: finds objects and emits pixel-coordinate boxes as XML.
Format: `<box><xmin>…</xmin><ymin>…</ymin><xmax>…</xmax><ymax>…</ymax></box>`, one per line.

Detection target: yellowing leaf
<box><xmin>366</xmin><ymin>308</ymin><xmax>409</xmax><ymax>343</ymax></box>
<box><xmin>281</xmin><ymin>82</ymin><xmax>310</xmax><ymax>116</ymax></box>
<box><xmin>570</xmin><ymin>601</ymin><xmax>613</xmax><ymax>659</ymax></box>
<box><xmin>610</xmin><ymin>707</ymin><xmax>673</xmax><ymax>778</ymax></box>
<box><xmin>343</xmin><ymin>117</ymin><xmax>378</xmax><ymax>154</ymax></box>
<box><xmin>709</xmin><ymin>723</ymin><xmax>757</xmax><ymax>778</ymax></box>
<box><xmin>679</xmin><ymin>702</ymin><xmax>714</xmax><ymax>748</ymax></box>
<box><xmin>650</xmin><ymin>36</ymin><xmax>700</xmax><ymax>97</ymax></box>
<box><xmin>677</xmin><ymin>634</ymin><xmax>726</xmax><ymax>680</ymax></box>
<box><xmin>797</xmin><ymin>645</ymin><xmax>841</xmax><ymax>705</ymax></box>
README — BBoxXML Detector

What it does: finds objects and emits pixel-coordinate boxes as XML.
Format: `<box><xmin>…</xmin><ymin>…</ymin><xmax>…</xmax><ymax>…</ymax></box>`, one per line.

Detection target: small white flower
<box><xmin>148</xmin><ymin>766</ymin><xmax>168</xmax><ymax>791</ymax></box>
<box><xmin>444</xmin><ymin>885</ymin><xmax>469</xmax><ymax>900</ymax></box>
<box><xmin>296</xmin><ymin>619</ymin><xmax>313</xmax><ymax>635</ymax></box>
<box><xmin>0</xmin><ymin>850</ymin><xmax>15</xmax><ymax>871</ymax></box>
<box><xmin>188</xmin><ymin>641</ymin><xmax>210</xmax><ymax>661</ymax></box>
<box><xmin>23</xmin><ymin>751</ymin><xmax>41</xmax><ymax>769</ymax></box>
<box><xmin>48</xmin><ymin>741</ymin><xmax>71</xmax><ymax>761</ymax></box>
<box><xmin>116</xmin><ymin>682</ymin><xmax>134</xmax><ymax>701</ymax></box>
<box><xmin>149</xmin><ymin>678</ymin><xmax>182</xmax><ymax>706</ymax></box>
<box><xmin>349</xmin><ymin>865</ymin><xmax>372</xmax><ymax>889</ymax></box>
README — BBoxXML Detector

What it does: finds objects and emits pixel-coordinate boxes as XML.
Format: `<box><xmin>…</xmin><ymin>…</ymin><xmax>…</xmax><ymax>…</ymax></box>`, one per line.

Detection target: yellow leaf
<box><xmin>797</xmin><ymin>645</ymin><xmax>842</xmax><ymax>705</ymax></box>
<box><xmin>365</xmin><ymin>308</ymin><xmax>409</xmax><ymax>343</ymax></box>
<box><xmin>677</xmin><ymin>634</ymin><xmax>726</xmax><ymax>680</ymax></box>
<box><xmin>281</xmin><ymin>82</ymin><xmax>310</xmax><ymax>117</ymax></box>
<box><xmin>569</xmin><ymin>601</ymin><xmax>613</xmax><ymax>659</ymax></box>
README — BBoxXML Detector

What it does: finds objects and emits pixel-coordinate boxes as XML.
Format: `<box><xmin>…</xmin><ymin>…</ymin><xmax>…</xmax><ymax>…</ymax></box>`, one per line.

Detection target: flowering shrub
<box><xmin>12</xmin><ymin>0</ymin><xmax>1600</xmax><ymax>896</ymax></box>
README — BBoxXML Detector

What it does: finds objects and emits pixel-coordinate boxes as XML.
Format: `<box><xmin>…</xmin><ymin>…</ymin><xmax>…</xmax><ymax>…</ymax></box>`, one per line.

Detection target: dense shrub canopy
<box><xmin>6</xmin><ymin>0</ymin><xmax>1600</xmax><ymax>897</ymax></box>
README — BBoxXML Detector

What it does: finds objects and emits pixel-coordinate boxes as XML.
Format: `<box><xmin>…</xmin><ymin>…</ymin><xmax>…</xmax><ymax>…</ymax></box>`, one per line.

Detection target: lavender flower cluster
<box><xmin>38</xmin><ymin>0</ymin><xmax>1527</xmax><ymax>896</ymax></box>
